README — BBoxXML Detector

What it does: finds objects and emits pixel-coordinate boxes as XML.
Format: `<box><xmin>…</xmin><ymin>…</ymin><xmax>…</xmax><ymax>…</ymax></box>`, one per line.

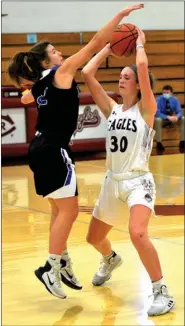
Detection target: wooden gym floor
<box><xmin>2</xmin><ymin>154</ymin><xmax>184</xmax><ymax>326</ymax></box>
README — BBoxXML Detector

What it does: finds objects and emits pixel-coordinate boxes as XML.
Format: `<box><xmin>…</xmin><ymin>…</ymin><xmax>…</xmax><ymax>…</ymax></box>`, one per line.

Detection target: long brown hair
<box><xmin>7</xmin><ymin>41</ymin><xmax>50</xmax><ymax>86</ymax></box>
<box><xmin>129</xmin><ymin>64</ymin><xmax>155</xmax><ymax>99</ymax></box>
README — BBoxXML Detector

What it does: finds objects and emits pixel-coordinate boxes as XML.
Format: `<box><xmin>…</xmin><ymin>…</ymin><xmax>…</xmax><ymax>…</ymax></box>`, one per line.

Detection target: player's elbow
<box><xmin>81</xmin><ymin>68</ymin><xmax>93</xmax><ymax>79</ymax></box>
<box><xmin>81</xmin><ymin>68</ymin><xmax>88</xmax><ymax>76</ymax></box>
<box><xmin>21</xmin><ymin>97</ymin><xmax>28</xmax><ymax>104</ymax></box>
<box><xmin>21</xmin><ymin>96</ymin><xmax>33</xmax><ymax>105</ymax></box>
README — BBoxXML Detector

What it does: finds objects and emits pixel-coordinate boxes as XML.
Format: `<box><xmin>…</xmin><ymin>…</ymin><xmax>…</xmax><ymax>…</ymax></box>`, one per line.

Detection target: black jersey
<box><xmin>31</xmin><ymin>66</ymin><xmax>80</xmax><ymax>148</ymax></box>
<box><xmin>28</xmin><ymin>66</ymin><xmax>80</xmax><ymax>196</ymax></box>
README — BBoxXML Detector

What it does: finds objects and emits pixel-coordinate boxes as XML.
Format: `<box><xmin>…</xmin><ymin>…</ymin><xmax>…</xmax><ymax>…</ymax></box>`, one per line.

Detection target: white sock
<box><xmin>62</xmin><ymin>249</ymin><xmax>68</xmax><ymax>256</ymax></box>
<box><xmin>48</xmin><ymin>254</ymin><xmax>61</xmax><ymax>266</ymax></box>
<box><xmin>152</xmin><ymin>277</ymin><xmax>165</xmax><ymax>290</ymax></box>
<box><xmin>103</xmin><ymin>250</ymin><xmax>115</xmax><ymax>260</ymax></box>
<box><xmin>61</xmin><ymin>250</ymin><xmax>69</xmax><ymax>259</ymax></box>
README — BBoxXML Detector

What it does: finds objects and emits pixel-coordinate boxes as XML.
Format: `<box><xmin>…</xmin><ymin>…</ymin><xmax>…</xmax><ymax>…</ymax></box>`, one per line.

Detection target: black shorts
<box><xmin>28</xmin><ymin>134</ymin><xmax>78</xmax><ymax>197</ymax></box>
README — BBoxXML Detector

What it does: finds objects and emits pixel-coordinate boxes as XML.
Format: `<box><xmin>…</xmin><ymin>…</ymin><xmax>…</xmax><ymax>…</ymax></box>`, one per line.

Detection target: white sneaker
<box><xmin>92</xmin><ymin>253</ymin><xmax>123</xmax><ymax>286</ymax></box>
<box><xmin>147</xmin><ymin>285</ymin><xmax>175</xmax><ymax>316</ymax></box>
<box><xmin>60</xmin><ymin>258</ymin><xmax>82</xmax><ymax>290</ymax></box>
<box><xmin>35</xmin><ymin>261</ymin><xmax>67</xmax><ymax>299</ymax></box>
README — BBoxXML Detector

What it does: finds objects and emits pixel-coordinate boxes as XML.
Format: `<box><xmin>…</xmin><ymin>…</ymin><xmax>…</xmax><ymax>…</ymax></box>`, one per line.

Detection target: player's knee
<box><xmin>52</xmin><ymin>209</ymin><xmax>59</xmax><ymax>219</ymax></box>
<box><xmin>129</xmin><ymin>227</ymin><xmax>147</xmax><ymax>245</ymax></box>
<box><xmin>59</xmin><ymin>206</ymin><xmax>79</xmax><ymax>223</ymax></box>
<box><xmin>86</xmin><ymin>233</ymin><xmax>100</xmax><ymax>246</ymax></box>
<box><xmin>51</xmin><ymin>213</ymin><xmax>58</xmax><ymax>222</ymax></box>
<box><xmin>86</xmin><ymin>233</ymin><xmax>95</xmax><ymax>245</ymax></box>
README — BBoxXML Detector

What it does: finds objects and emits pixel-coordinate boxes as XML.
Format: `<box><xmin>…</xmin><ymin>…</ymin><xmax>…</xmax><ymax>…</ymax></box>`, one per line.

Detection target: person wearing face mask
<box><xmin>154</xmin><ymin>85</ymin><xmax>184</xmax><ymax>154</ymax></box>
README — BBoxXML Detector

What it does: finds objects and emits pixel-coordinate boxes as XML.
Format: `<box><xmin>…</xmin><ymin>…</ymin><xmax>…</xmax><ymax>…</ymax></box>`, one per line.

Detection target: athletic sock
<box><xmin>103</xmin><ymin>250</ymin><xmax>117</xmax><ymax>260</ymax></box>
<box><xmin>152</xmin><ymin>277</ymin><xmax>165</xmax><ymax>290</ymax></box>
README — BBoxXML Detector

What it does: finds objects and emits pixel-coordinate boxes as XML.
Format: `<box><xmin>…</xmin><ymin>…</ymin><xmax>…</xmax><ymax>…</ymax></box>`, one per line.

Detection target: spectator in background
<box><xmin>154</xmin><ymin>85</ymin><xmax>184</xmax><ymax>154</ymax></box>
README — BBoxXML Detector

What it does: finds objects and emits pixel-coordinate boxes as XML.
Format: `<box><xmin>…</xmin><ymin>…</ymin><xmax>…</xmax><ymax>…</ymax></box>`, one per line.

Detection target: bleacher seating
<box><xmin>2</xmin><ymin>30</ymin><xmax>184</xmax><ymax>154</ymax></box>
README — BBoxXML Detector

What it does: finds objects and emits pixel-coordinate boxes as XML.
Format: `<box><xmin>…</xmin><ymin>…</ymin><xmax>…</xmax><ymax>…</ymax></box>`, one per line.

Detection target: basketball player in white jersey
<box><xmin>82</xmin><ymin>27</ymin><xmax>175</xmax><ymax>316</ymax></box>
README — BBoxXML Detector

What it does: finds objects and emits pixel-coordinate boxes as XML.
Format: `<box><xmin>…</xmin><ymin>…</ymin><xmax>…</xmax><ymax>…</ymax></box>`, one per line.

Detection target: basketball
<box><xmin>110</xmin><ymin>23</ymin><xmax>138</xmax><ymax>57</ymax></box>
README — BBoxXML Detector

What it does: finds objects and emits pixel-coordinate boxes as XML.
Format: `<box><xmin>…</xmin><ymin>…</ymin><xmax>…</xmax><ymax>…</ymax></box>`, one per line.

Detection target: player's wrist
<box><xmin>136</xmin><ymin>44</ymin><xmax>144</xmax><ymax>49</ymax></box>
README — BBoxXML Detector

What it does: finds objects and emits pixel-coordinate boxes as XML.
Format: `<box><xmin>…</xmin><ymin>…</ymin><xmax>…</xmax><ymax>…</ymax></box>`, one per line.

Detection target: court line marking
<box><xmin>78</xmin><ymin>163</ymin><xmax>184</xmax><ymax>180</ymax></box>
<box><xmin>3</xmin><ymin>202</ymin><xmax>184</xmax><ymax>246</ymax></box>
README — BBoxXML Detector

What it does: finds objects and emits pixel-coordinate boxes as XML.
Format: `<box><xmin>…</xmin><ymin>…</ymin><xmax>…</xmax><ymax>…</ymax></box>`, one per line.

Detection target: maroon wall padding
<box><xmin>1</xmin><ymin>87</ymin><xmax>119</xmax><ymax>107</ymax></box>
<box><xmin>1</xmin><ymin>97</ymin><xmax>35</xmax><ymax>108</ymax></box>
<box><xmin>2</xmin><ymin>139</ymin><xmax>105</xmax><ymax>157</ymax></box>
<box><xmin>70</xmin><ymin>138</ymin><xmax>105</xmax><ymax>152</ymax></box>
<box><xmin>2</xmin><ymin>143</ymin><xmax>29</xmax><ymax>157</ymax></box>
<box><xmin>2</xmin><ymin>87</ymin><xmax>119</xmax><ymax>157</ymax></box>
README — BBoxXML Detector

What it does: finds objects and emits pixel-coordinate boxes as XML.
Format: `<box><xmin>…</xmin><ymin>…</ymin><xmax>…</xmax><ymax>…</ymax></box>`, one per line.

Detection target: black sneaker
<box><xmin>157</xmin><ymin>142</ymin><xmax>165</xmax><ymax>154</ymax></box>
<box><xmin>60</xmin><ymin>258</ymin><xmax>82</xmax><ymax>290</ymax></box>
<box><xmin>179</xmin><ymin>140</ymin><xmax>185</xmax><ymax>153</ymax></box>
<box><xmin>35</xmin><ymin>261</ymin><xmax>67</xmax><ymax>299</ymax></box>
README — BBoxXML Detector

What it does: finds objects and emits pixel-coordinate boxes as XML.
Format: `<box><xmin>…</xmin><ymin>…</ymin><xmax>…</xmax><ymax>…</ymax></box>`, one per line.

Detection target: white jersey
<box><xmin>106</xmin><ymin>103</ymin><xmax>155</xmax><ymax>174</ymax></box>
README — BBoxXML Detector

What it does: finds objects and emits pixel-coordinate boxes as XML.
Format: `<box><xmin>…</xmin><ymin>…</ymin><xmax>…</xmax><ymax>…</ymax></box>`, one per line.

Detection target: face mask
<box><xmin>163</xmin><ymin>93</ymin><xmax>171</xmax><ymax>100</ymax></box>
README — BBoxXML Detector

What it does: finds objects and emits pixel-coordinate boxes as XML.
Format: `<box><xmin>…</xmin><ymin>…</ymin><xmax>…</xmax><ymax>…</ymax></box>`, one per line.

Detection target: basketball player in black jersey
<box><xmin>7</xmin><ymin>4</ymin><xmax>144</xmax><ymax>299</ymax></box>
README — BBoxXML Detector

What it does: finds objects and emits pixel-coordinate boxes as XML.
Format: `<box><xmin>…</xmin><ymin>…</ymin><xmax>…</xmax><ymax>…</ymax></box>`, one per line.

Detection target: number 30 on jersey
<box><xmin>110</xmin><ymin>136</ymin><xmax>128</xmax><ymax>152</ymax></box>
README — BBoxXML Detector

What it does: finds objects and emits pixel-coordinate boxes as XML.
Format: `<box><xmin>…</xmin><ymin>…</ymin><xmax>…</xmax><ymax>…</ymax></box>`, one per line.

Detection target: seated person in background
<box><xmin>154</xmin><ymin>85</ymin><xmax>184</xmax><ymax>153</ymax></box>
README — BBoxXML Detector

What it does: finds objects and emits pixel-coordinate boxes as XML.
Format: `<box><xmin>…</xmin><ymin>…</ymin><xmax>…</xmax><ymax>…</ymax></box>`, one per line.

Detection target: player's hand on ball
<box><xmin>136</xmin><ymin>27</ymin><xmax>146</xmax><ymax>46</ymax></box>
<box><xmin>121</xmin><ymin>3</ymin><xmax>144</xmax><ymax>17</ymax></box>
<box><xmin>105</xmin><ymin>43</ymin><xmax>114</xmax><ymax>56</ymax></box>
<box><xmin>101</xmin><ymin>43</ymin><xmax>112</xmax><ymax>56</ymax></box>
<box><xmin>105</xmin><ymin>43</ymin><xmax>112</xmax><ymax>51</ymax></box>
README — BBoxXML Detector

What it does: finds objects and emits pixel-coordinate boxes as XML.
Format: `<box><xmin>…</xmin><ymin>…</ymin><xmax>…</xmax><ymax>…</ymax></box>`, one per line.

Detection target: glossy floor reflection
<box><xmin>2</xmin><ymin>154</ymin><xmax>184</xmax><ymax>326</ymax></box>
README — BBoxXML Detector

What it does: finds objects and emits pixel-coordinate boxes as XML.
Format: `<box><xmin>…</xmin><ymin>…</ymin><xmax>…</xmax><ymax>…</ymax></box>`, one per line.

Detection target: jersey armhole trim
<box><xmin>138</xmin><ymin>108</ymin><xmax>156</xmax><ymax>134</ymax></box>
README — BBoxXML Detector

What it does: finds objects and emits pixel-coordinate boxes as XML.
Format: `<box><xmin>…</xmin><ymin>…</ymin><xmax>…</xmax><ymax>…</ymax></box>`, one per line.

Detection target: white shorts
<box><xmin>44</xmin><ymin>165</ymin><xmax>77</xmax><ymax>199</ymax></box>
<box><xmin>93</xmin><ymin>171</ymin><xmax>156</xmax><ymax>226</ymax></box>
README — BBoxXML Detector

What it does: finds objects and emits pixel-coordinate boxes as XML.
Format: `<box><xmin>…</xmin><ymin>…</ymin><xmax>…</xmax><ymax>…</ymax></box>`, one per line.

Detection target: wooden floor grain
<box><xmin>2</xmin><ymin>154</ymin><xmax>184</xmax><ymax>326</ymax></box>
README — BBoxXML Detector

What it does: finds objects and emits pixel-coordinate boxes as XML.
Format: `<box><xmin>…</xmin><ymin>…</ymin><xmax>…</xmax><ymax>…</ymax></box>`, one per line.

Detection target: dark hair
<box><xmin>7</xmin><ymin>40</ymin><xmax>50</xmax><ymax>86</ymax></box>
<box><xmin>162</xmin><ymin>85</ymin><xmax>173</xmax><ymax>93</ymax></box>
<box><xmin>128</xmin><ymin>64</ymin><xmax>155</xmax><ymax>100</ymax></box>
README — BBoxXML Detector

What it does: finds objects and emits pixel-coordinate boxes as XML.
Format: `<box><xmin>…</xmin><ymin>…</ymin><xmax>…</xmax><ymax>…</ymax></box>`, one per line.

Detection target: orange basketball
<box><xmin>110</xmin><ymin>23</ymin><xmax>138</xmax><ymax>57</ymax></box>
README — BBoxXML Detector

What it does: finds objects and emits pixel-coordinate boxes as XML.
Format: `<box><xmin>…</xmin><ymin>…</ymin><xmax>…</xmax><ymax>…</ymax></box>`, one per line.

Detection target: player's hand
<box><xmin>105</xmin><ymin>43</ymin><xmax>112</xmax><ymax>52</ymax></box>
<box><xmin>121</xmin><ymin>4</ymin><xmax>144</xmax><ymax>17</ymax></box>
<box><xmin>101</xmin><ymin>43</ymin><xmax>112</xmax><ymax>57</ymax></box>
<box><xmin>106</xmin><ymin>43</ymin><xmax>116</xmax><ymax>57</ymax></box>
<box><xmin>136</xmin><ymin>27</ymin><xmax>146</xmax><ymax>46</ymax></box>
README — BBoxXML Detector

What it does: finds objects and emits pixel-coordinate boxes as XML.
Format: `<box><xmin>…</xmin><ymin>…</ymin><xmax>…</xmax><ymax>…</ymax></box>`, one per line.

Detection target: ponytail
<box><xmin>7</xmin><ymin>41</ymin><xmax>50</xmax><ymax>86</ymax></box>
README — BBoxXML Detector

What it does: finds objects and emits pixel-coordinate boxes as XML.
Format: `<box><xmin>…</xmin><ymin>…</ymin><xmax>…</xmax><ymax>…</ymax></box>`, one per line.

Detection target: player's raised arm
<box><xmin>82</xmin><ymin>44</ymin><xmax>116</xmax><ymax>119</ymax></box>
<box><xmin>55</xmin><ymin>4</ymin><xmax>144</xmax><ymax>88</ymax></box>
<box><xmin>136</xmin><ymin>27</ymin><xmax>157</xmax><ymax>126</ymax></box>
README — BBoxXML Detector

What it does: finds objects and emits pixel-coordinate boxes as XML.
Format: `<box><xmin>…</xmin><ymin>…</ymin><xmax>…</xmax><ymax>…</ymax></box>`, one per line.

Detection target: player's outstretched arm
<box><xmin>55</xmin><ymin>4</ymin><xmax>144</xmax><ymax>88</ymax></box>
<box><xmin>136</xmin><ymin>27</ymin><xmax>156</xmax><ymax>127</ymax></box>
<box><xmin>82</xmin><ymin>44</ymin><xmax>116</xmax><ymax>119</ymax></box>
